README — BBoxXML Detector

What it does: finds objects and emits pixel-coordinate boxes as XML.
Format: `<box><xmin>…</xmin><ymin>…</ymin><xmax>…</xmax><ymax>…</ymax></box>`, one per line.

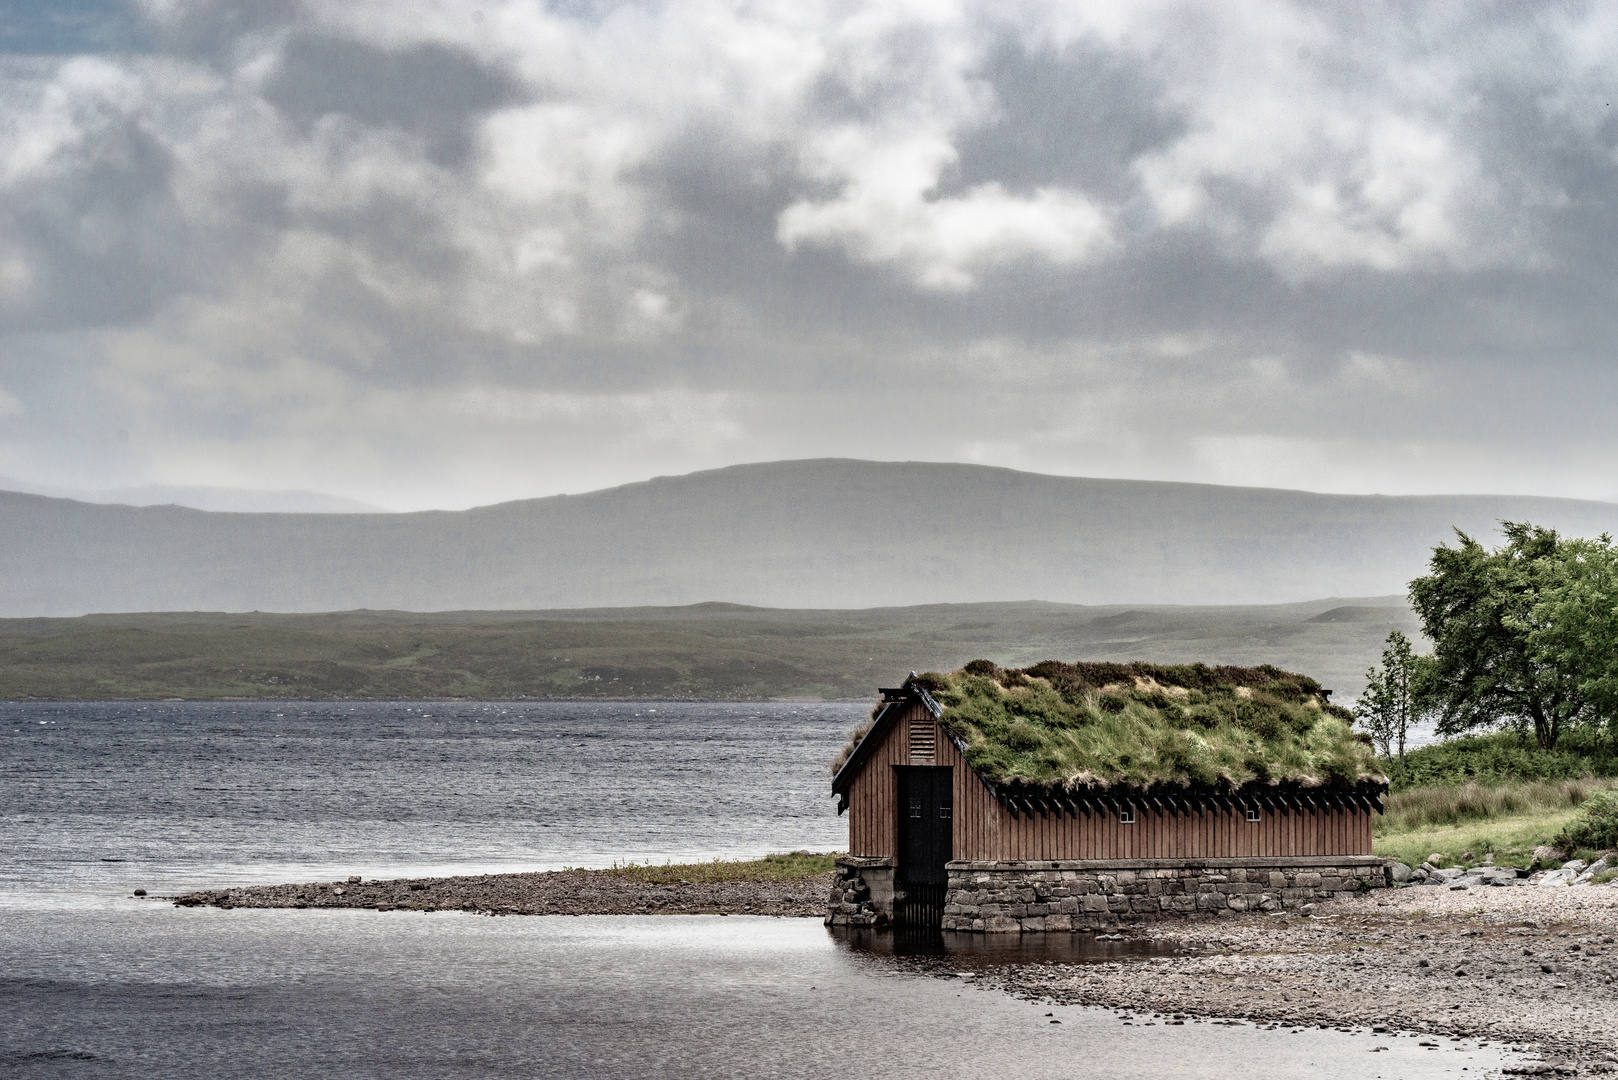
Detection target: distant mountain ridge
<box><xmin>4</xmin><ymin>458</ymin><xmax>1618</xmax><ymax>617</ymax></box>
<box><xmin>0</xmin><ymin>476</ymin><xmax>382</xmax><ymax>514</ymax></box>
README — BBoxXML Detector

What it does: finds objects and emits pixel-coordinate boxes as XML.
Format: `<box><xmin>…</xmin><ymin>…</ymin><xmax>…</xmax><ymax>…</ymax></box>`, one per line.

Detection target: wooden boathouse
<box><xmin>827</xmin><ymin>660</ymin><xmax>1388</xmax><ymax>932</ymax></box>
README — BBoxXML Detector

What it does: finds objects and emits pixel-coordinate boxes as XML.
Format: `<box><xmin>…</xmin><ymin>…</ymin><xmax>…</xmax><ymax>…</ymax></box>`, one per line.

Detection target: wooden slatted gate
<box><xmin>896</xmin><ymin>765</ymin><xmax>953</xmax><ymax>929</ymax></box>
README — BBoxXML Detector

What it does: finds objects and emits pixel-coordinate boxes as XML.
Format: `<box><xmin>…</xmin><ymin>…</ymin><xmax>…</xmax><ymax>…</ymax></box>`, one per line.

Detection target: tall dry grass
<box><xmin>1380</xmin><ymin>777</ymin><xmax>1612</xmax><ymax>833</ymax></box>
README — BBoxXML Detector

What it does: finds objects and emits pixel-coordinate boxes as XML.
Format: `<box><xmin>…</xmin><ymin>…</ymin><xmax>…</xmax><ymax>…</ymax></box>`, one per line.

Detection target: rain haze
<box><xmin>4</xmin><ymin>12</ymin><xmax>1617</xmax><ymax>1076</ymax></box>
<box><xmin>1</xmin><ymin>0</ymin><xmax>1616</xmax><ymax>515</ymax></box>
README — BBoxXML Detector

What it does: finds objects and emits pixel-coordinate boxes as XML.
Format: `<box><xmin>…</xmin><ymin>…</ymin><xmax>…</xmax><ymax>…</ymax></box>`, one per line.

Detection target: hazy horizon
<box><xmin>7</xmin><ymin>455</ymin><xmax>1618</xmax><ymax>516</ymax></box>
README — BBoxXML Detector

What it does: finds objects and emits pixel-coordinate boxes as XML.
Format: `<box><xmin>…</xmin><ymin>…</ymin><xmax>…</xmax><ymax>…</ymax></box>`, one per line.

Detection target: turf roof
<box><xmin>889</xmin><ymin>660</ymin><xmax>1380</xmax><ymax>791</ymax></box>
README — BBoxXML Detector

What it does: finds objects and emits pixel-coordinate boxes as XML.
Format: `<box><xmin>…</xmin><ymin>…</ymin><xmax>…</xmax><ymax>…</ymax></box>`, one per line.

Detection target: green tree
<box><xmin>1408</xmin><ymin>522</ymin><xmax>1593</xmax><ymax>750</ymax></box>
<box><xmin>1356</xmin><ymin>629</ymin><xmax>1425</xmax><ymax>770</ymax></box>
<box><xmin>1525</xmin><ymin>532</ymin><xmax>1618</xmax><ymax>732</ymax></box>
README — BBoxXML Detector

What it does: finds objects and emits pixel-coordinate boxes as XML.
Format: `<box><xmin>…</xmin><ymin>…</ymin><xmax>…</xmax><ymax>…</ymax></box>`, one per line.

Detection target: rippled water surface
<box><xmin>2</xmin><ymin>700</ymin><xmax>859</xmax><ymax>900</ymax></box>
<box><xmin>1</xmin><ymin>701</ymin><xmax>1518</xmax><ymax>1078</ymax></box>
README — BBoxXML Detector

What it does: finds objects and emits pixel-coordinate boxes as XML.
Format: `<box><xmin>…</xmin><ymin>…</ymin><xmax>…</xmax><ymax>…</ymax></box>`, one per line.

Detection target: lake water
<box><xmin>2</xmin><ymin>701</ymin><xmax>1519</xmax><ymax>1077</ymax></box>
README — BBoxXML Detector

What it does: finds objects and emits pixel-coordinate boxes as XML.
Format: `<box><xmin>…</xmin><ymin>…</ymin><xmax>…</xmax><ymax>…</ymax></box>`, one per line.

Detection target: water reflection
<box><xmin>1</xmin><ymin>911</ymin><xmax>1525</xmax><ymax>1080</ymax></box>
<box><xmin>832</xmin><ymin>926</ymin><xmax>1181</xmax><ymax>965</ymax></box>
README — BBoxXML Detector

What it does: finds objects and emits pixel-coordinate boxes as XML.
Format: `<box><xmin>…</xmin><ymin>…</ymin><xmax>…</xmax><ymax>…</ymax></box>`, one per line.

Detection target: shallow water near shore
<box><xmin>2</xmin><ymin>701</ymin><xmax>1522</xmax><ymax>1077</ymax></box>
<box><xmin>835</xmin><ymin>924</ymin><xmax>1185</xmax><ymax>964</ymax></box>
<box><xmin>2</xmin><ymin>908</ymin><xmax>1519</xmax><ymax>1079</ymax></box>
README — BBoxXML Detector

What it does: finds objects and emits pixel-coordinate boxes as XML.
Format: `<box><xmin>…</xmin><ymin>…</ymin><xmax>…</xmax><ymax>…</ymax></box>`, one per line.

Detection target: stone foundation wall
<box><xmin>943</xmin><ymin>857</ymin><xmax>1387</xmax><ymax>933</ymax></box>
<box><xmin>825</xmin><ymin>856</ymin><xmax>897</xmax><ymax>927</ymax></box>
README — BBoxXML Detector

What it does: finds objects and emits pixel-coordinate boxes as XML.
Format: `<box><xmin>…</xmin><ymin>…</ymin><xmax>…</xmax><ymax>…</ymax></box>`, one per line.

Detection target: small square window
<box><xmin>1246</xmin><ymin>807</ymin><xmax>1261</xmax><ymax>822</ymax></box>
<box><xmin>910</xmin><ymin>799</ymin><xmax>922</xmax><ymax>819</ymax></box>
<box><xmin>939</xmin><ymin>806</ymin><xmax>951</xmax><ymax>819</ymax></box>
<box><xmin>1119</xmin><ymin>806</ymin><xmax>1135</xmax><ymax>824</ymax></box>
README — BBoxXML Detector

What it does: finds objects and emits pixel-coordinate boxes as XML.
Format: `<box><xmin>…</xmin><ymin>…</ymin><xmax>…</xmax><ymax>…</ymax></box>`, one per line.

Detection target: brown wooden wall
<box><xmin>845</xmin><ymin>702</ymin><xmax>1374</xmax><ymax>860</ymax></box>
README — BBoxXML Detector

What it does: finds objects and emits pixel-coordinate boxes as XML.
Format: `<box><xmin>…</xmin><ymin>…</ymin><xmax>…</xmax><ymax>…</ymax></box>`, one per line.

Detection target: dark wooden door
<box><xmin>896</xmin><ymin>766</ymin><xmax>953</xmax><ymax>927</ymax></box>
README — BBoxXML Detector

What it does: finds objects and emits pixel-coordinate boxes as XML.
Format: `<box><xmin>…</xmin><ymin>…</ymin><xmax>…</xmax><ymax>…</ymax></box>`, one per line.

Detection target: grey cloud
<box><xmin>950</xmin><ymin>36</ymin><xmax>1185</xmax><ymax>202</ymax></box>
<box><xmin>140</xmin><ymin>0</ymin><xmax>304</xmax><ymax>67</ymax></box>
<box><xmin>4</xmin><ymin>2</ymin><xmax>1618</xmax><ymax>508</ymax></box>
<box><xmin>1</xmin><ymin>104</ymin><xmax>192</xmax><ymax>330</ymax></box>
<box><xmin>262</xmin><ymin>35</ymin><xmax>527</xmax><ymax>166</ymax></box>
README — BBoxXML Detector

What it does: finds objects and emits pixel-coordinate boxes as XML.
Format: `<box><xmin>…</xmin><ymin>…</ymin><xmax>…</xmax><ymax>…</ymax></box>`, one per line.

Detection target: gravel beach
<box><xmin>979</xmin><ymin>885</ymin><xmax>1618</xmax><ymax>1075</ymax></box>
<box><xmin>172</xmin><ymin>868</ymin><xmax>834</xmax><ymax>916</ymax></box>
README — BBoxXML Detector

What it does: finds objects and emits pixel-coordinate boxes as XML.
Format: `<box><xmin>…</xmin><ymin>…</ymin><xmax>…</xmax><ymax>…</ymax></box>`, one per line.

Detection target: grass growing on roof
<box><xmin>888</xmin><ymin>660</ymin><xmax>1378</xmax><ymax>790</ymax></box>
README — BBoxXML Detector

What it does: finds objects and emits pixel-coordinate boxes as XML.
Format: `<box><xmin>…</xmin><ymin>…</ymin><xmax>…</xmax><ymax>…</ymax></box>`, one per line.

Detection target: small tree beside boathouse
<box><xmin>828</xmin><ymin>660</ymin><xmax>1389</xmax><ymax>932</ymax></box>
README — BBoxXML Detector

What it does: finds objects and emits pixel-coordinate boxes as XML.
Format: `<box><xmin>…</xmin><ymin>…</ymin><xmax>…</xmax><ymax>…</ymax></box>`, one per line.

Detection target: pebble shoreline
<box><xmin>980</xmin><ymin>886</ymin><xmax>1618</xmax><ymax>1076</ymax></box>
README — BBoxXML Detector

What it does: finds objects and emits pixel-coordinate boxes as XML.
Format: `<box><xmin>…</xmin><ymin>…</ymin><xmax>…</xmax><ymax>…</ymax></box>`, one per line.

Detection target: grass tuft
<box><xmin>830</xmin><ymin>721</ymin><xmax>872</xmax><ymax>775</ymax></box>
<box><xmin>592</xmin><ymin>852</ymin><xmax>838</xmax><ymax>884</ymax></box>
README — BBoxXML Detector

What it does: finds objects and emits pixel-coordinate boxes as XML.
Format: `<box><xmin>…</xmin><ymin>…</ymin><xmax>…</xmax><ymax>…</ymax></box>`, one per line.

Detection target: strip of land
<box><xmin>172</xmin><ymin>855</ymin><xmax>836</xmax><ymax>916</ymax></box>
<box><xmin>0</xmin><ymin>597</ymin><xmax>1415</xmax><ymax>701</ymax></box>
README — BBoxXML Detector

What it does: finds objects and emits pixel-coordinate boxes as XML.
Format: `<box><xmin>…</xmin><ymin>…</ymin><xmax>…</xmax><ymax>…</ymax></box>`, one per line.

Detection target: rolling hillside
<box><xmin>4</xmin><ymin>459</ymin><xmax>1618</xmax><ymax>616</ymax></box>
<box><xmin>0</xmin><ymin>598</ymin><xmax>1420</xmax><ymax>702</ymax></box>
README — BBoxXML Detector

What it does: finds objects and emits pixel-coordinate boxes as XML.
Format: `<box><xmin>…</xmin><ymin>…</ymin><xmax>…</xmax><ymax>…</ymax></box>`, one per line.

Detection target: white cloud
<box><xmin>1114</xmin><ymin>2</ymin><xmax>1533</xmax><ymax>276</ymax></box>
<box><xmin>778</xmin><ymin>130</ymin><xmax>1114</xmax><ymax>289</ymax></box>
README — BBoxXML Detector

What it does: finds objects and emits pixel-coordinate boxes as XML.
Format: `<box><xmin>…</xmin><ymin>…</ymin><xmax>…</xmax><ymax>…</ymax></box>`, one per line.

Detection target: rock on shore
<box><xmin>173</xmin><ymin>868</ymin><xmax>832</xmax><ymax>916</ymax></box>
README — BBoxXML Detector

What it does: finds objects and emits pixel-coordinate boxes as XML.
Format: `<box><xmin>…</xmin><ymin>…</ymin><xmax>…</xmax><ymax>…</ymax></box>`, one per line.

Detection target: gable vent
<box><xmin>908</xmin><ymin>721</ymin><xmax>936</xmax><ymax>764</ymax></box>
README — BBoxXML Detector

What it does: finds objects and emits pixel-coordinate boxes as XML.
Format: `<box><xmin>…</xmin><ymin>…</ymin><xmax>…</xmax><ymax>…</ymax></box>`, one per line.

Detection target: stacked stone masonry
<box><xmin>825</xmin><ymin>856</ymin><xmax>897</xmax><ymax>928</ymax></box>
<box><xmin>942</xmin><ymin>857</ymin><xmax>1386</xmax><ymax>932</ymax></box>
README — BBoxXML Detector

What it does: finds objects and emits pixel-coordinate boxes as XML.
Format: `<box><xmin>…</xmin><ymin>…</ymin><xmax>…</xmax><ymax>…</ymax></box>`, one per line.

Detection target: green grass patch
<box><xmin>589</xmin><ymin>852</ymin><xmax>838</xmax><ymax>884</ymax></box>
<box><xmin>890</xmin><ymin>661</ymin><xmax>1376</xmax><ymax>789</ymax></box>
<box><xmin>1380</xmin><ymin>778</ymin><xmax>1604</xmax><ymax>832</ymax></box>
<box><xmin>1373</xmin><ymin>777</ymin><xmax>1618</xmax><ymax>868</ymax></box>
<box><xmin>1374</xmin><ymin>730</ymin><xmax>1618</xmax><ymax>868</ymax></box>
<box><xmin>1374</xmin><ymin>806</ymin><xmax>1590</xmax><ymax>869</ymax></box>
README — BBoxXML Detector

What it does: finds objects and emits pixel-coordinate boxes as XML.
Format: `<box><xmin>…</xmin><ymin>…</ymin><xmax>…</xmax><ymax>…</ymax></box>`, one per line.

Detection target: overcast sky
<box><xmin>1</xmin><ymin>1</ymin><xmax>1616</xmax><ymax>511</ymax></box>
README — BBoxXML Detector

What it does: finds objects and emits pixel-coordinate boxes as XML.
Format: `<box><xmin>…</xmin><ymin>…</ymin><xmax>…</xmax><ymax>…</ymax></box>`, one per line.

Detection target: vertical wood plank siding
<box><xmin>846</xmin><ymin>704</ymin><xmax>1373</xmax><ymax>859</ymax></box>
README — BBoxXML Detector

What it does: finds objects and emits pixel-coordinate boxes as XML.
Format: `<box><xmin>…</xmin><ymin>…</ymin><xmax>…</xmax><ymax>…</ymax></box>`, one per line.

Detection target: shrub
<box><xmin>1238</xmin><ymin>701</ymin><xmax>1282</xmax><ymax>739</ymax></box>
<box><xmin>962</xmin><ymin>659</ymin><xmax>997</xmax><ymax>677</ymax></box>
<box><xmin>1005</xmin><ymin>721</ymin><xmax>1041</xmax><ymax>750</ymax></box>
<box><xmin>1554</xmin><ymin>790</ymin><xmax>1618</xmax><ymax>852</ymax></box>
<box><xmin>1391</xmin><ymin>728</ymin><xmax>1618</xmax><ymax>791</ymax></box>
